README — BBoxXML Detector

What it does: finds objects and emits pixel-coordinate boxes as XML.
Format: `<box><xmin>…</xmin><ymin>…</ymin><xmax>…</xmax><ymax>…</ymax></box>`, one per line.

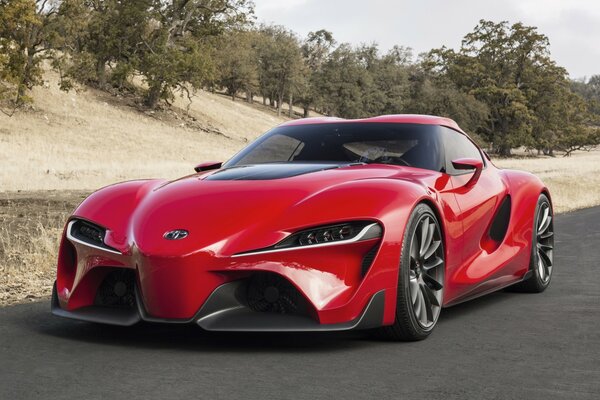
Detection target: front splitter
<box><xmin>51</xmin><ymin>281</ymin><xmax>386</xmax><ymax>332</ymax></box>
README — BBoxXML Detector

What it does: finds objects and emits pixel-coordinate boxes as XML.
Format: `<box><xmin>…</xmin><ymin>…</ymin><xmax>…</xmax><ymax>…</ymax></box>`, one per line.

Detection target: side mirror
<box><xmin>451</xmin><ymin>158</ymin><xmax>483</xmax><ymax>187</ymax></box>
<box><xmin>194</xmin><ymin>161</ymin><xmax>222</xmax><ymax>173</ymax></box>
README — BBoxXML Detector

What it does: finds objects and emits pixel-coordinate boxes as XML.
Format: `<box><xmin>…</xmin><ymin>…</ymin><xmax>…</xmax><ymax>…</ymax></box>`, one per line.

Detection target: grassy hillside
<box><xmin>0</xmin><ymin>70</ymin><xmax>288</xmax><ymax>191</ymax></box>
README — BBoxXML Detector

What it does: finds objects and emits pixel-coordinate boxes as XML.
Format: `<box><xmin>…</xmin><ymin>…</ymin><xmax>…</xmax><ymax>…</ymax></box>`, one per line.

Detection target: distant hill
<box><xmin>0</xmin><ymin>70</ymin><xmax>289</xmax><ymax>191</ymax></box>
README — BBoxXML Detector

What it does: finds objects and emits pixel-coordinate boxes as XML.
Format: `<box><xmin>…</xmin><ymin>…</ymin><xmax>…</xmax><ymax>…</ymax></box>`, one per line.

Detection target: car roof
<box><xmin>280</xmin><ymin>114</ymin><xmax>466</xmax><ymax>134</ymax></box>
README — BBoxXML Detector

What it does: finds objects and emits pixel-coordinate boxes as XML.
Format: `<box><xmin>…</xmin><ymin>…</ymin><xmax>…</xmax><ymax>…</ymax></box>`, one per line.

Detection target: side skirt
<box><xmin>443</xmin><ymin>271</ymin><xmax>533</xmax><ymax>308</ymax></box>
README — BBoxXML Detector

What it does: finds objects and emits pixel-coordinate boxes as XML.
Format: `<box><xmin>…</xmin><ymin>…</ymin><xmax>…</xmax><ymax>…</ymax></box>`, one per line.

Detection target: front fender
<box><xmin>278</xmin><ymin>178</ymin><xmax>435</xmax><ymax>324</ymax></box>
<box><xmin>72</xmin><ymin>179</ymin><xmax>165</xmax><ymax>252</ymax></box>
<box><xmin>501</xmin><ymin>169</ymin><xmax>550</xmax><ymax>275</ymax></box>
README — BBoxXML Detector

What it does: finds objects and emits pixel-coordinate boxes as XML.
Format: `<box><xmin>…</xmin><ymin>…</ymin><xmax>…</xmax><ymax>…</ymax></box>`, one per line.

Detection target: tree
<box><xmin>215</xmin><ymin>29</ymin><xmax>258</xmax><ymax>101</ymax></box>
<box><xmin>298</xmin><ymin>29</ymin><xmax>335</xmax><ymax>117</ymax></box>
<box><xmin>365</xmin><ymin>45</ymin><xmax>413</xmax><ymax>115</ymax></box>
<box><xmin>137</xmin><ymin>0</ymin><xmax>253</xmax><ymax>109</ymax></box>
<box><xmin>256</xmin><ymin>25</ymin><xmax>304</xmax><ymax>116</ymax></box>
<box><xmin>312</xmin><ymin>43</ymin><xmax>414</xmax><ymax>119</ymax></box>
<box><xmin>52</xmin><ymin>0</ymin><xmax>152</xmax><ymax>90</ymax></box>
<box><xmin>52</xmin><ymin>0</ymin><xmax>253</xmax><ymax>109</ymax></box>
<box><xmin>572</xmin><ymin>75</ymin><xmax>600</xmax><ymax>119</ymax></box>
<box><xmin>0</xmin><ymin>0</ymin><xmax>58</xmax><ymax>113</ymax></box>
<box><xmin>407</xmin><ymin>60</ymin><xmax>489</xmax><ymax>138</ymax></box>
<box><xmin>432</xmin><ymin>22</ymin><xmax>540</xmax><ymax>155</ymax></box>
<box><xmin>314</xmin><ymin>43</ymin><xmax>370</xmax><ymax>118</ymax></box>
<box><xmin>546</xmin><ymin>79</ymin><xmax>600</xmax><ymax>156</ymax></box>
<box><xmin>427</xmin><ymin>20</ymin><xmax>596</xmax><ymax>156</ymax></box>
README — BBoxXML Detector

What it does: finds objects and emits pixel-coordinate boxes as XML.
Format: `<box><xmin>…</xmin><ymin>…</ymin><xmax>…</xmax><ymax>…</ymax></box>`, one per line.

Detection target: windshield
<box><xmin>225</xmin><ymin>123</ymin><xmax>445</xmax><ymax>172</ymax></box>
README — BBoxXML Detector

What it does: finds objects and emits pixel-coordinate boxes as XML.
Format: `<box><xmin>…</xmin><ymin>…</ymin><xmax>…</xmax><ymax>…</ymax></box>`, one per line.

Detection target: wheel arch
<box><xmin>416</xmin><ymin>197</ymin><xmax>447</xmax><ymax>249</ymax></box>
<box><xmin>540</xmin><ymin>187</ymin><xmax>553</xmax><ymax>209</ymax></box>
<box><xmin>374</xmin><ymin>195</ymin><xmax>447</xmax><ymax>340</ymax></box>
<box><xmin>499</xmin><ymin>169</ymin><xmax>552</xmax><ymax>279</ymax></box>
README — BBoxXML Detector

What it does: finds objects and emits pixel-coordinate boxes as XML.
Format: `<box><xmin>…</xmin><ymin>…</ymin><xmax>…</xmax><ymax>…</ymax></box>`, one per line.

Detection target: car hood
<box><xmin>115</xmin><ymin>163</ymin><xmax>435</xmax><ymax>256</ymax></box>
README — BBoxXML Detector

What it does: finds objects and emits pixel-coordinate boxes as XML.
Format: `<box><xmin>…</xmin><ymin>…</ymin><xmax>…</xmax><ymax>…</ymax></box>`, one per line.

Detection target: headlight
<box><xmin>66</xmin><ymin>219</ymin><xmax>121</xmax><ymax>254</ymax></box>
<box><xmin>279</xmin><ymin>221</ymin><xmax>381</xmax><ymax>248</ymax></box>
<box><xmin>74</xmin><ymin>221</ymin><xmax>104</xmax><ymax>245</ymax></box>
<box><xmin>234</xmin><ymin>221</ymin><xmax>382</xmax><ymax>256</ymax></box>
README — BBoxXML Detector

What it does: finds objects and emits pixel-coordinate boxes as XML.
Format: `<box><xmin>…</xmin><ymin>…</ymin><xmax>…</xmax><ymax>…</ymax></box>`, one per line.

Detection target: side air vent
<box><xmin>489</xmin><ymin>195</ymin><xmax>511</xmax><ymax>242</ymax></box>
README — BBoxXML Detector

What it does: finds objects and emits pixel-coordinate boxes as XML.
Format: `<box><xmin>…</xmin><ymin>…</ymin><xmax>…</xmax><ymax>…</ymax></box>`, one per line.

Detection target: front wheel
<box><xmin>375</xmin><ymin>203</ymin><xmax>445</xmax><ymax>341</ymax></box>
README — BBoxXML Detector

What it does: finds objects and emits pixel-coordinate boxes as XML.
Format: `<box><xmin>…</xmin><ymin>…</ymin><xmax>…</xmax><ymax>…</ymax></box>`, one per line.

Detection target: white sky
<box><xmin>253</xmin><ymin>0</ymin><xmax>600</xmax><ymax>79</ymax></box>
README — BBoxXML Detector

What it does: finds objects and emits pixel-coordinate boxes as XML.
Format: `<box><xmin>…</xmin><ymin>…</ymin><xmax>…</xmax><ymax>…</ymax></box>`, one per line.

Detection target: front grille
<box><xmin>94</xmin><ymin>269</ymin><xmax>136</xmax><ymax>308</ymax></box>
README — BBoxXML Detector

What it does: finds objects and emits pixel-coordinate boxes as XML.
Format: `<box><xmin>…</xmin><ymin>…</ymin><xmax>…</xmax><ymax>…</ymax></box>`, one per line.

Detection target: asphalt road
<box><xmin>1</xmin><ymin>207</ymin><xmax>599</xmax><ymax>400</ymax></box>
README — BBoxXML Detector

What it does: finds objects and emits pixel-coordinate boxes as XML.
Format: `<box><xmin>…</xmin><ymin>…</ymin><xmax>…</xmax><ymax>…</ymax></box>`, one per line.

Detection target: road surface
<box><xmin>1</xmin><ymin>207</ymin><xmax>599</xmax><ymax>399</ymax></box>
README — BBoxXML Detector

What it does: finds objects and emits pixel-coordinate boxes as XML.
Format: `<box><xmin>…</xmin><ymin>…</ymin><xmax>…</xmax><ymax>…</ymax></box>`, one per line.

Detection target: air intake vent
<box><xmin>361</xmin><ymin>245</ymin><xmax>379</xmax><ymax>277</ymax></box>
<box><xmin>246</xmin><ymin>273</ymin><xmax>309</xmax><ymax>315</ymax></box>
<box><xmin>94</xmin><ymin>269</ymin><xmax>136</xmax><ymax>308</ymax></box>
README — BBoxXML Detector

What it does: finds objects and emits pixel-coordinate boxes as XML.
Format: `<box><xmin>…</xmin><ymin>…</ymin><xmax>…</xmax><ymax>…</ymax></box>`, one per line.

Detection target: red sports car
<box><xmin>52</xmin><ymin>115</ymin><xmax>554</xmax><ymax>340</ymax></box>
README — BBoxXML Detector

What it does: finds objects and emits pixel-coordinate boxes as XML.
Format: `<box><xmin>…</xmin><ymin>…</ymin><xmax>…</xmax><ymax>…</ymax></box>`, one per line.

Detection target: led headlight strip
<box><xmin>233</xmin><ymin>221</ymin><xmax>382</xmax><ymax>257</ymax></box>
<box><xmin>66</xmin><ymin>219</ymin><xmax>122</xmax><ymax>255</ymax></box>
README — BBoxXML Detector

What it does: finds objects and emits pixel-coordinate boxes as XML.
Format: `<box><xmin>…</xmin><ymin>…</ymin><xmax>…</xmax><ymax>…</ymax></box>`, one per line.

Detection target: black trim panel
<box><xmin>51</xmin><ymin>280</ymin><xmax>386</xmax><ymax>331</ymax></box>
<box><xmin>361</xmin><ymin>244</ymin><xmax>379</xmax><ymax>277</ymax></box>
<box><xmin>195</xmin><ymin>281</ymin><xmax>385</xmax><ymax>332</ymax></box>
<box><xmin>489</xmin><ymin>195</ymin><xmax>511</xmax><ymax>242</ymax></box>
<box><xmin>51</xmin><ymin>282</ymin><xmax>140</xmax><ymax>326</ymax></box>
<box><xmin>204</xmin><ymin>163</ymin><xmax>346</xmax><ymax>181</ymax></box>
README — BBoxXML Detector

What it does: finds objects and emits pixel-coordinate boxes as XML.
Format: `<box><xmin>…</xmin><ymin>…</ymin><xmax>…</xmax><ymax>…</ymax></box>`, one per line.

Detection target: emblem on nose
<box><xmin>163</xmin><ymin>229</ymin><xmax>189</xmax><ymax>240</ymax></box>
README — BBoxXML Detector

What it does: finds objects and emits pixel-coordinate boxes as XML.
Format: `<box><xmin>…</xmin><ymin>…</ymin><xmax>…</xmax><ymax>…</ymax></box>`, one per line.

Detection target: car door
<box><xmin>441</xmin><ymin>127</ymin><xmax>508</xmax><ymax>301</ymax></box>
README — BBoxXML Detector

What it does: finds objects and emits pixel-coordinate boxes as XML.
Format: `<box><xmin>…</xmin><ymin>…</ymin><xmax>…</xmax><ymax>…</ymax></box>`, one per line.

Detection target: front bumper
<box><xmin>51</xmin><ymin>281</ymin><xmax>386</xmax><ymax>331</ymax></box>
<box><xmin>54</xmin><ymin>212</ymin><xmax>403</xmax><ymax>330</ymax></box>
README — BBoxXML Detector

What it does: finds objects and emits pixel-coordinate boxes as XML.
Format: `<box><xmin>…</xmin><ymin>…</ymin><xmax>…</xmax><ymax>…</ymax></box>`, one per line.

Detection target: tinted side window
<box><xmin>442</xmin><ymin>127</ymin><xmax>483</xmax><ymax>175</ymax></box>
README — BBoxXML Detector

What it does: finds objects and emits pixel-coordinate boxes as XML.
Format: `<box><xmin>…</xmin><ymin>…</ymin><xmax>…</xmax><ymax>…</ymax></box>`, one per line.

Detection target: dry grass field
<box><xmin>0</xmin><ymin>70</ymin><xmax>288</xmax><ymax>191</ymax></box>
<box><xmin>494</xmin><ymin>151</ymin><xmax>600</xmax><ymax>214</ymax></box>
<box><xmin>0</xmin><ymin>191</ymin><xmax>86</xmax><ymax>305</ymax></box>
<box><xmin>1</xmin><ymin>70</ymin><xmax>600</xmax><ymax>305</ymax></box>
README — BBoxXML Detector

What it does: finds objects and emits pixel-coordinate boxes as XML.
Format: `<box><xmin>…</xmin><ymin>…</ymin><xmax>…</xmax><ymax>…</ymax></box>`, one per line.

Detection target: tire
<box><xmin>509</xmin><ymin>193</ymin><xmax>554</xmax><ymax>293</ymax></box>
<box><xmin>375</xmin><ymin>203</ymin><xmax>445</xmax><ymax>341</ymax></box>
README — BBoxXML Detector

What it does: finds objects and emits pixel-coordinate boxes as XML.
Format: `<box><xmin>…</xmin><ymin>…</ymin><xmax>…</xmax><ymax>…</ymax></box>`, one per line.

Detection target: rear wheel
<box><xmin>510</xmin><ymin>193</ymin><xmax>554</xmax><ymax>293</ymax></box>
<box><xmin>376</xmin><ymin>203</ymin><xmax>445</xmax><ymax>341</ymax></box>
